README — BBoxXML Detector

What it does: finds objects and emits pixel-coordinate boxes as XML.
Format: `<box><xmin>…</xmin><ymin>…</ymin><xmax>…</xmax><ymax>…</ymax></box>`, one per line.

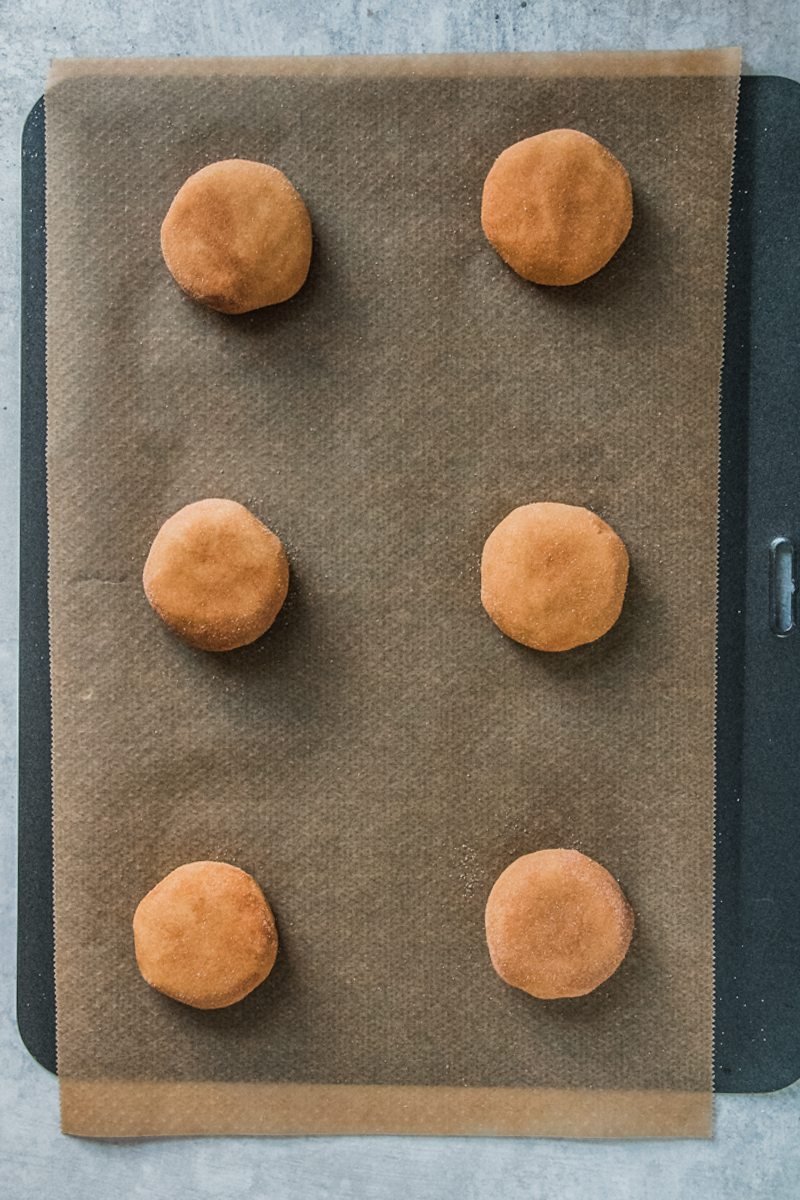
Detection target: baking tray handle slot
<box><xmin>769</xmin><ymin>536</ymin><xmax>795</xmax><ymax>636</ymax></box>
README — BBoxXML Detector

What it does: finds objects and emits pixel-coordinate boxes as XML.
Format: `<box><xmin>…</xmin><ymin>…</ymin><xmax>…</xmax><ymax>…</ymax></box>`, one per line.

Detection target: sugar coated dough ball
<box><xmin>481</xmin><ymin>129</ymin><xmax>633</xmax><ymax>286</ymax></box>
<box><xmin>143</xmin><ymin>498</ymin><xmax>289</xmax><ymax>652</ymax></box>
<box><xmin>161</xmin><ymin>158</ymin><xmax>312</xmax><ymax>313</ymax></box>
<box><xmin>485</xmin><ymin>849</ymin><xmax>634</xmax><ymax>1000</ymax></box>
<box><xmin>481</xmin><ymin>502</ymin><xmax>629</xmax><ymax>652</ymax></box>
<box><xmin>133</xmin><ymin>861</ymin><xmax>279</xmax><ymax>1009</ymax></box>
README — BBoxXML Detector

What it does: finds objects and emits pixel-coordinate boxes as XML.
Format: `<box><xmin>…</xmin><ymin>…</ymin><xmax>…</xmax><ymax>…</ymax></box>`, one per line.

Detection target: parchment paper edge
<box><xmin>61</xmin><ymin>1080</ymin><xmax>712</xmax><ymax>1139</ymax></box>
<box><xmin>47</xmin><ymin>47</ymin><xmax>742</xmax><ymax>87</ymax></box>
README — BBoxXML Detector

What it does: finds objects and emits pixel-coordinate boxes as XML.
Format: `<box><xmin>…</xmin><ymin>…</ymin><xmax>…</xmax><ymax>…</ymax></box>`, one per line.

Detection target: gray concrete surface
<box><xmin>1</xmin><ymin>2</ymin><xmax>798</xmax><ymax>1197</ymax></box>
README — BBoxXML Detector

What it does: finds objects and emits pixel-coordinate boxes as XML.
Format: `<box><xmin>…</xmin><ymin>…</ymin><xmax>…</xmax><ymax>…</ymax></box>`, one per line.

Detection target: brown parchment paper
<box><xmin>45</xmin><ymin>49</ymin><xmax>739</xmax><ymax>1139</ymax></box>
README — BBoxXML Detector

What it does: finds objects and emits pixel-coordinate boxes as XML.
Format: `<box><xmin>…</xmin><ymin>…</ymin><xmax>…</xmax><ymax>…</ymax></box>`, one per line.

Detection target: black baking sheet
<box><xmin>17</xmin><ymin>74</ymin><xmax>800</xmax><ymax>1094</ymax></box>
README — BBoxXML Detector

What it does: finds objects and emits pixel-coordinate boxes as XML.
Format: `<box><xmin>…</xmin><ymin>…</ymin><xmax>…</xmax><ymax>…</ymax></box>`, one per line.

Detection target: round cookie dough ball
<box><xmin>481</xmin><ymin>129</ymin><xmax>633</xmax><ymax>286</ymax></box>
<box><xmin>485</xmin><ymin>849</ymin><xmax>634</xmax><ymax>1000</ymax></box>
<box><xmin>143</xmin><ymin>498</ymin><xmax>289</xmax><ymax>652</ymax></box>
<box><xmin>161</xmin><ymin>159</ymin><xmax>312</xmax><ymax>313</ymax></box>
<box><xmin>133</xmin><ymin>861</ymin><xmax>279</xmax><ymax>1009</ymax></box>
<box><xmin>480</xmin><ymin>501</ymin><xmax>629</xmax><ymax>652</ymax></box>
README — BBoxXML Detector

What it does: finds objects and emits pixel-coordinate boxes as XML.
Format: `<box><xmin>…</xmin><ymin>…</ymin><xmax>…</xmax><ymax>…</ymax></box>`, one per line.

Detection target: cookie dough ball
<box><xmin>481</xmin><ymin>129</ymin><xmax>633</xmax><ymax>286</ymax></box>
<box><xmin>485</xmin><ymin>849</ymin><xmax>634</xmax><ymax>999</ymax></box>
<box><xmin>481</xmin><ymin>502</ymin><xmax>628</xmax><ymax>652</ymax></box>
<box><xmin>143</xmin><ymin>498</ymin><xmax>289</xmax><ymax>652</ymax></box>
<box><xmin>161</xmin><ymin>159</ymin><xmax>312</xmax><ymax>313</ymax></box>
<box><xmin>133</xmin><ymin>861</ymin><xmax>279</xmax><ymax>1009</ymax></box>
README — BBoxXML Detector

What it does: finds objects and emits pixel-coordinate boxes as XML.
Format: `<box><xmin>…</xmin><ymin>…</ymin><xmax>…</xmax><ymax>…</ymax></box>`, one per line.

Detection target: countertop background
<box><xmin>1</xmin><ymin>3</ymin><xmax>798</xmax><ymax>1197</ymax></box>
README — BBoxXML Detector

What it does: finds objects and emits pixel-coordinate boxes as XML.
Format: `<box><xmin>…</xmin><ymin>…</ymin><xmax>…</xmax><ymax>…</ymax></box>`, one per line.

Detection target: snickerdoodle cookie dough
<box><xmin>481</xmin><ymin>129</ymin><xmax>633</xmax><ymax>286</ymax></box>
<box><xmin>143</xmin><ymin>498</ymin><xmax>289</xmax><ymax>652</ymax></box>
<box><xmin>480</xmin><ymin>502</ymin><xmax>629</xmax><ymax>652</ymax></box>
<box><xmin>485</xmin><ymin>849</ymin><xmax>634</xmax><ymax>1000</ymax></box>
<box><xmin>161</xmin><ymin>159</ymin><xmax>312</xmax><ymax>313</ymax></box>
<box><xmin>133</xmin><ymin>861</ymin><xmax>279</xmax><ymax>1009</ymax></box>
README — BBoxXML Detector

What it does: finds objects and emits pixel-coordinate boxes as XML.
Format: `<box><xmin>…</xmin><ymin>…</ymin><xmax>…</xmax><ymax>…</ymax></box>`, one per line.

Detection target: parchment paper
<box><xmin>45</xmin><ymin>49</ymin><xmax>740</xmax><ymax>1138</ymax></box>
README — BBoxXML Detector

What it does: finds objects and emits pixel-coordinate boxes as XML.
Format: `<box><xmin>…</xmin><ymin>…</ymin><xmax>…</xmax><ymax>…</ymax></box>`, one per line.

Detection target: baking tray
<box><xmin>16</xmin><ymin>74</ymin><xmax>800</xmax><ymax>1094</ymax></box>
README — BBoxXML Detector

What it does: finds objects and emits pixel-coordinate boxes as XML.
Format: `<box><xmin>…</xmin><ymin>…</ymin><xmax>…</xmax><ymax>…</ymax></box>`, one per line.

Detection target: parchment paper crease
<box><xmin>45</xmin><ymin>48</ymin><xmax>740</xmax><ymax>1138</ymax></box>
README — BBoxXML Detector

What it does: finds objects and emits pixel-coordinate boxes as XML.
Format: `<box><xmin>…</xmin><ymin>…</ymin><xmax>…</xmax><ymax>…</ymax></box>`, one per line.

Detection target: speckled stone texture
<box><xmin>1</xmin><ymin>2</ymin><xmax>798</xmax><ymax>1197</ymax></box>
